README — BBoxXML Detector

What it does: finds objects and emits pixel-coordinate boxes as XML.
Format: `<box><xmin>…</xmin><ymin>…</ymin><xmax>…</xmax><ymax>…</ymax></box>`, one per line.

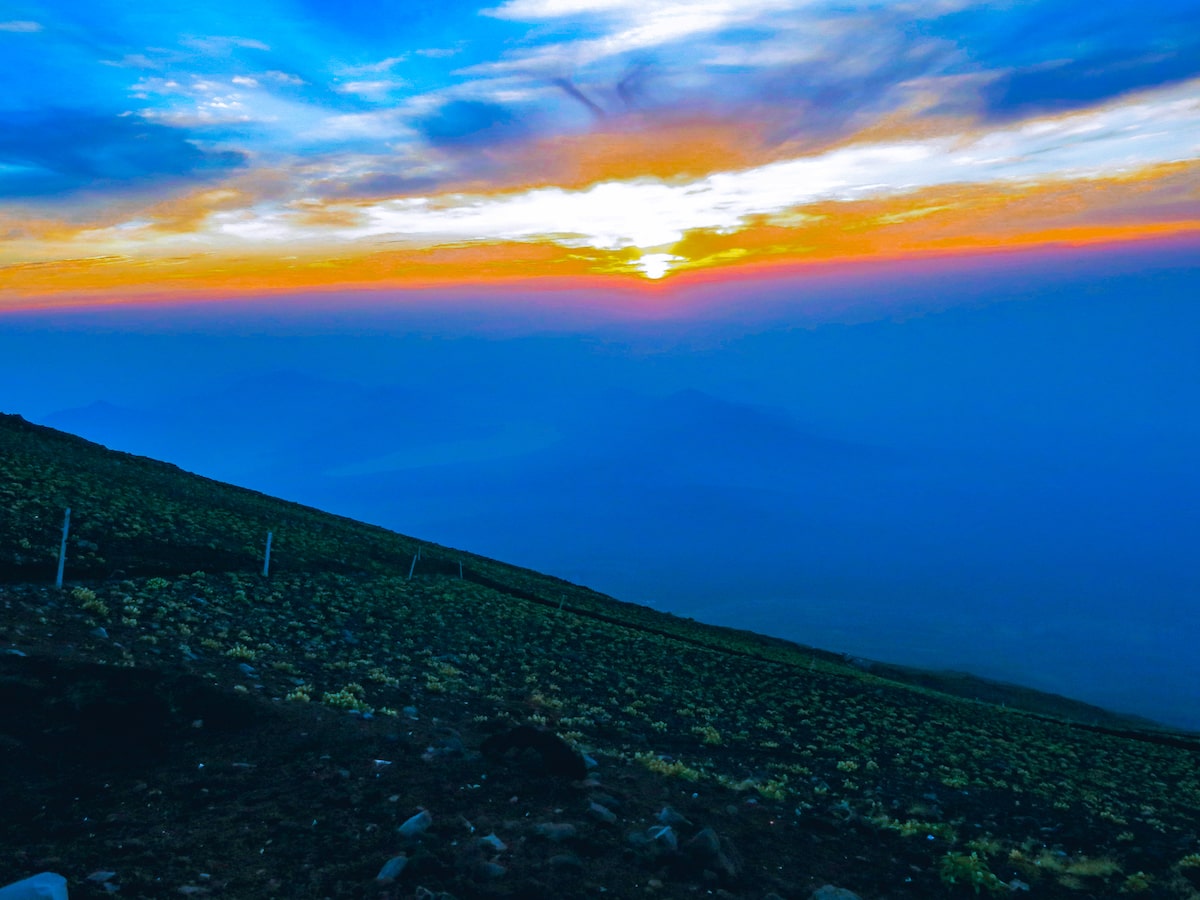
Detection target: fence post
<box><xmin>55</xmin><ymin>507</ymin><xmax>71</xmax><ymax>589</ymax></box>
<box><xmin>407</xmin><ymin>551</ymin><xmax>419</xmax><ymax>580</ymax></box>
<box><xmin>262</xmin><ymin>531</ymin><xmax>273</xmax><ymax>577</ymax></box>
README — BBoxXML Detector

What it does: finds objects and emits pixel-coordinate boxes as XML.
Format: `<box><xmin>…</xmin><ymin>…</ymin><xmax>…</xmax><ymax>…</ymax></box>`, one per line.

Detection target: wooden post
<box><xmin>55</xmin><ymin>507</ymin><xmax>70</xmax><ymax>589</ymax></box>
<box><xmin>407</xmin><ymin>552</ymin><xmax>418</xmax><ymax>580</ymax></box>
<box><xmin>458</xmin><ymin>561</ymin><xmax>463</xmax><ymax>580</ymax></box>
<box><xmin>262</xmin><ymin>531</ymin><xmax>273</xmax><ymax>577</ymax></box>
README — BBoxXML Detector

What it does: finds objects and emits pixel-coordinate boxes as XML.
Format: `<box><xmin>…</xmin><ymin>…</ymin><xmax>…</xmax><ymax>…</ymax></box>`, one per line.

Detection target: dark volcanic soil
<box><xmin>5</xmin><ymin>652</ymin><xmax>1186</xmax><ymax>900</ymax></box>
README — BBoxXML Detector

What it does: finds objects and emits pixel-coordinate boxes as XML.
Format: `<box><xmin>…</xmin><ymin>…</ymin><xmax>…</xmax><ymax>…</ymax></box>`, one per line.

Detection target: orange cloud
<box><xmin>4</xmin><ymin>148</ymin><xmax>1198</xmax><ymax>308</ymax></box>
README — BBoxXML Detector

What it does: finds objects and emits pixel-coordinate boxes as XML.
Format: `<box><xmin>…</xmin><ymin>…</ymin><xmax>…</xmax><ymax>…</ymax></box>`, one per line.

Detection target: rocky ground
<box><xmin>2</xmin><ymin>646</ymin><xmax>1197</xmax><ymax>900</ymax></box>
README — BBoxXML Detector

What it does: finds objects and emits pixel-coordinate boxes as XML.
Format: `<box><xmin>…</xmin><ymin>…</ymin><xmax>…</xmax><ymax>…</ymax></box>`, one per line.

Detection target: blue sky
<box><xmin>2</xmin><ymin>1</ymin><xmax>1199</xmax><ymax>729</ymax></box>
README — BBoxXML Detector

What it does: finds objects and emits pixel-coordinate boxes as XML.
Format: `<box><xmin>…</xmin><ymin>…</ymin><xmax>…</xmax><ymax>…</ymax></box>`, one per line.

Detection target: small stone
<box><xmin>684</xmin><ymin>828</ymin><xmax>739</xmax><ymax>879</ymax></box>
<box><xmin>810</xmin><ymin>887</ymin><xmax>863</xmax><ymax>900</ymax></box>
<box><xmin>629</xmin><ymin>824</ymin><xmax>678</xmax><ymax>858</ymax></box>
<box><xmin>375</xmin><ymin>855</ymin><xmax>407</xmax><ymax>882</ymax></box>
<box><xmin>472</xmin><ymin>860</ymin><xmax>506</xmax><ymax>880</ymax></box>
<box><xmin>588</xmin><ymin>801</ymin><xmax>617</xmax><ymax>823</ymax></box>
<box><xmin>534</xmin><ymin>822</ymin><xmax>577</xmax><ymax>841</ymax></box>
<box><xmin>646</xmin><ymin>825</ymin><xmax>677</xmax><ymax>851</ymax></box>
<box><xmin>398</xmin><ymin>809</ymin><xmax>433</xmax><ymax>838</ymax></box>
<box><xmin>657</xmin><ymin>806</ymin><xmax>692</xmax><ymax>827</ymax></box>
<box><xmin>590</xmin><ymin>792</ymin><xmax>621</xmax><ymax>810</ymax></box>
<box><xmin>685</xmin><ymin>828</ymin><xmax>721</xmax><ymax>859</ymax></box>
<box><xmin>478</xmin><ymin>832</ymin><xmax>507</xmax><ymax>852</ymax></box>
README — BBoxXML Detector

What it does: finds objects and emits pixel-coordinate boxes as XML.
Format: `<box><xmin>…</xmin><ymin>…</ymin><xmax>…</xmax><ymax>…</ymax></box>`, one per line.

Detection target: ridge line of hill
<box><xmin>3</xmin><ymin>410</ymin><xmax>1195</xmax><ymax>748</ymax></box>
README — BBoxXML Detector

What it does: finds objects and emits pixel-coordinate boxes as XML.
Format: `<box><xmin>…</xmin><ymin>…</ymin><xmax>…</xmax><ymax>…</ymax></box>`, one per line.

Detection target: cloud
<box><xmin>335</xmin><ymin>79</ymin><xmax>408</xmax><ymax>100</ymax></box>
<box><xmin>301</xmin><ymin>109</ymin><xmax>414</xmax><ymax>142</ymax></box>
<box><xmin>456</xmin><ymin>0</ymin><xmax>971</xmax><ymax>155</ymax></box>
<box><xmin>102</xmin><ymin>52</ymin><xmax>165</xmax><ymax>69</ymax></box>
<box><xmin>0</xmin><ymin>110</ymin><xmax>246</xmax><ymax>197</ymax></box>
<box><xmin>475</xmin><ymin>0</ymin><xmax>952</xmax><ymax>71</ymax></box>
<box><xmin>337</xmin><ymin>56</ymin><xmax>408</xmax><ymax>76</ymax></box>
<box><xmin>181</xmin><ymin>35</ymin><xmax>270</xmax><ymax>54</ymax></box>
<box><xmin>263</xmin><ymin>70</ymin><xmax>306</xmax><ymax>86</ymax></box>
<box><xmin>323</xmin><ymin>80</ymin><xmax>1200</xmax><ymax>273</ymax></box>
<box><xmin>929</xmin><ymin>0</ymin><xmax>1200</xmax><ymax>119</ymax></box>
<box><xmin>0</xmin><ymin>20</ymin><xmax>42</xmax><ymax>32</ymax></box>
<box><xmin>24</xmin><ymin>78</ymin><xmax>1195</xmax><ymax>281</ymax></box>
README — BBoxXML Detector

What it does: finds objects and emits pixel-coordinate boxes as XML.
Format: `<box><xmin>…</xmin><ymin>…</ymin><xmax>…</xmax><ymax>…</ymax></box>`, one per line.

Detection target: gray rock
<box><xmin>375</xmin><ymin>855</ymin><xmax>407</xmax><ymax>882</ymax></box>
<box><xmin>647</xmin><ymin>824</ymin><xmax>677</xmax><ymax>851</ymax></box>
<box><xmin>684</xmin><ymin>827</ymin><xmax>740</xmax><ymax>880</ymax></box>
<box><xmin>478</xmin><ymin>832</ymin><xmax>506</xmax><ymax>852</ymax></box>
<box><xmin>657</xmin><ymin>805</ymin><xmax>692</xmax><ymax>827</ymax></box>
<box><xmin>534</xmin><ymin>822</ymin><xmax>577</xmax><ymax>841</ymax></box>
<box><xmin>686</xmin><ymin>827</ymin><xmax>722</xmax><ymax>858</ymax></box>
<box><xmin>590</xmin><ymin>791</ymin><xmax>622</xmax><ymax>809</ymax></box>
<box><xmin>810</xmin><ymin>887</ymin><xmax>863</xmax><ymax>900</ymax></box>
<box><xmin>588</xmin><ymin>801</ymin><xmax>617</xmax><ymax>823</ymax></box>
<box><xmin>398</xmin><ymin>809</ymin><xmax>433</xmax><ymax>838</ymax></box>
<box><xmin>470</xmin><ymin>860</ymin><xmax>506</xmax><ymax>880</ymax></box>
<box><xmin>628</xmin><ymin>824</ymin><xmax>678</xmax><ymax>858</ymax></box>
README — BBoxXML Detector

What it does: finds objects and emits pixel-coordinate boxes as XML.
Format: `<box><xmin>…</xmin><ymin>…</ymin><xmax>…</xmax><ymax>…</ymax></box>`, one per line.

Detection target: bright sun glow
<box><xmin>2</xmin><ymin>0</ymin><xmax>1199</xmax><ymax>303</ymax></box>
<box><xmin>638</xmin><ymin>253</ymin><xmax>680</xmax><ymax>279</ymax></box>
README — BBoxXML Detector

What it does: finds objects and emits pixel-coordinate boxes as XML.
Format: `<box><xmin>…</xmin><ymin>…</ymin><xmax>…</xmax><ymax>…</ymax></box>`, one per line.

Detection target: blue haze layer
<box><xmin>2</xmin><ymin>244</ymin><xmax>1197</xmax><ymax>729</ymax></box>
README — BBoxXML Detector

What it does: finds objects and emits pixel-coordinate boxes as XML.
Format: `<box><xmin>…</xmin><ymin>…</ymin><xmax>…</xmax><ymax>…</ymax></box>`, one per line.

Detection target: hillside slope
<box><xmin>2</xmin><ymin>412</ymin><xmax>1199</xmax><ymax>900</ymax></box>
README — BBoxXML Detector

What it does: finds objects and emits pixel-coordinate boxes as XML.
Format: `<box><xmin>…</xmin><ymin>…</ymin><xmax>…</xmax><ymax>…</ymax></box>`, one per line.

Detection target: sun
<box><xmin>637</xmin><ymin>253</ymin><xmax>681</xmax><ymax>279</ymax></box>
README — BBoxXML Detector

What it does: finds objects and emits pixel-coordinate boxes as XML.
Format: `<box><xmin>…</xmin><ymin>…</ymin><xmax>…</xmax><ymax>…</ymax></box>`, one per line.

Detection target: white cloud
<box><xmin>263</xmin><ymin>70</ymin><xmax>305</xmax><ymax>86</ymax></box>
<box><xmin>182</xmin><ymin>35</ymin><xmax>270</xmax><ymax>54</ymax></box>
<box><xmin>470</xmin><ymin>0</ymin><xmax>977</xmax><ymax>82</ymax></box>
<box><xmin>472</xmin><ymin>3</ymin><xmax>784</xmax><ymax>73</ymax></box>
<box><xmin>232</xmin><ymin>75</ymin><xmax>260</xmax><ymax>88</ymax></box>
<box><xmin>338</xmin><ymin>56</ymin><xmax>408</xmax><ymax>76</ymax></box>
<box><xmin>303</xmin><ymin>109</ymin><xmax>414</xmax><ymax>142</ymax></box>
<box><xmin>130</xmin><ymin>77</ymin><xmax>187</xmax><ymax>95</ymax></box>
<box><xmin>335</xmin><ymin>79</ymin><xmax>408</xmax><ymax>100</ymax></box>
<box><xmin>0</xmin><ymin>20</ymin><xmax>41</xmax><ymax>32</ymax></box>
<box><xmin>78</xmin><ymin>80</ymin><xmax>1200</xmax><ymax>281</ymax></box>
<box><xmin>102</xmin><ymin>52</ymin><xmax>164</xmax><ymax>69</ymax></box>
<box><xmin>328</xmin><ymin>80</ymin><xmax>1200</xmax><ymax>276</ymax></box>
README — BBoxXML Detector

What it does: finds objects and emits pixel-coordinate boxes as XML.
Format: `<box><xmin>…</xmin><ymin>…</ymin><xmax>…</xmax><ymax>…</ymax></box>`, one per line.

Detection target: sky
<box><xmin>1</xmin><ymin>1</ymin><xmax>1199</xmax><ymax>728</ymax></box>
